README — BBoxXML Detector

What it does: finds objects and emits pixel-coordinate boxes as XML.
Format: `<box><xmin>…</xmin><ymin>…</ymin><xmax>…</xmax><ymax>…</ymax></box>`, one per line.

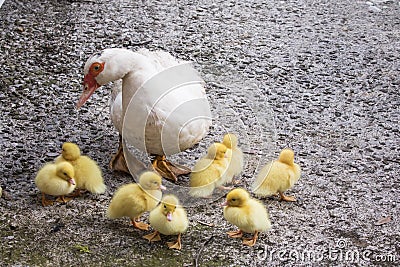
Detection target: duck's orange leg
<box><xmin>152</xmin><ymin>155</ymin><xmax>190</xmax><ymax>182</ymax></box>
<box><xmin>110</xmin><ymin>135</ymin><xmax>130</xmax><ymax>174</ymax></box>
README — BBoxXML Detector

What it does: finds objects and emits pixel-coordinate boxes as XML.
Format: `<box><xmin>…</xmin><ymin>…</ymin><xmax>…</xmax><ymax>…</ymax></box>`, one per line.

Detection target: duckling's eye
<box><xmin>231</xmin><ymin>198</ymin><xmax>236</xmax><ymax>201</ymax></box>
<box><xmin>63</xmin><ymin>172</ymin><xmax>67</xmax><ymax>176</ymax></box>
<box><xmin>164</xmin><ymin>204</ymin><xmax>167</xmax><ymax>209</ymax></box>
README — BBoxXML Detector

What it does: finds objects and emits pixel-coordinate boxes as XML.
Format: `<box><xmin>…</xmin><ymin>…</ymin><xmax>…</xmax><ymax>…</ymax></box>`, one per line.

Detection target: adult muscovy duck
<box><xmin>77</xmin><ymin>48</ymin><xmax>212</xmax><ymax>181</ymax></box>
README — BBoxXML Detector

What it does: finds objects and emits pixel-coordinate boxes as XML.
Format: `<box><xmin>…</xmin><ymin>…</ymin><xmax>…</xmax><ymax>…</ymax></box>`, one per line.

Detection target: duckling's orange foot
<box><xmin>279</xmin><ymin>192</ymin><xmax>296</xmax><ymax>202</ymax></box>
<box><xmin>227</xmin><ymin>230</ymin><xmax>243</xmax><ymax>238</ymax></box>
<box><xmin>242</xmin><ymin>238</ymin><xmax>257</xmax><ymax>247</ymax></box>
<box><xmin>68</xmin><ymin>189</ymin><xmax>83</xmax><ymax>198</ymax></box>
<box><xmin>41</xmin><ymin>198</ymin><xmax>54</xmax><ymax>207</ymax></box>
<box><xmin>143</xmin><ymin>231</ymin><xmax>161</xmax><ymax>242</ymax></box>
<box><xmin>152</xmin><ymin>155</ymin><xmax>190</xmax><ymax>182</ymax></box>
<box><xmin>242</xmin><ymin>231</ymin><xmax>259</xmax><ymax>247</ymax></box>
<box><xmin>166</xmin><ymin>233</ymin><xmax>182</xmax><ymax>250</ymax></box>
<box><xmin>131</xmin><ymin>220</ymin><xmax>150</xmax><ymax>231</ymax></box>
<box><xmin>55</xmin><ymin>195</ymin><xmax>73</xmax><ymax>203</ymax></box>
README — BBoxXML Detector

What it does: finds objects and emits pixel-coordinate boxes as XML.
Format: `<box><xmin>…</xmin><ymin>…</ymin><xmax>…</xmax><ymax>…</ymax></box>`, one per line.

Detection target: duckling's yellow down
<box><xmin>189</xmin><ymin>143</ymin><xmax>229</xmax><ymax>198</ymax></box>
<box><xmin>251</xmin><ymin>148</ymin><xmax>301</xmax><ymax>199</ymax></box>
<box><xmin>55</xmin><ymin>142</ymin><xmax>106</xmax><ymax>194</ymax></box>
<box><xmin>149</xmin><ymin>195</ymin><xmax>188</xmax><ymax>236</ymax></box>
<box><xmin>223</xmin><ymin>188</ymin><xmax>271</xmax><ymax>234</ymax></box>
<box><xmin>221</xmin><ymin>133</ymin><xmax>244</xmax><ymax>184</ymax></box>
<box><xmin>35</xmin><ymin>162</ymin><xmax>76</xmax><ymax>197</ymax></box>
<box><xmin>107</xmin><ymin>171</ymin><xmax>164</xmax><ymax>220</ymax></box>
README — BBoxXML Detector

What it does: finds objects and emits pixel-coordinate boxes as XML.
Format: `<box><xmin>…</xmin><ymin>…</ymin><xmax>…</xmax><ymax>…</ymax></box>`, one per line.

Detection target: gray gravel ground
<box><xmin>1</xmin><ymin>0</ymin><xmax>399</xmax><ymax>266</ymax></box>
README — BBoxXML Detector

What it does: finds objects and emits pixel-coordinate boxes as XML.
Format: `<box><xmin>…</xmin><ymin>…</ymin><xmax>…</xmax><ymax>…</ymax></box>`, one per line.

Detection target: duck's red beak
<box><xmin>76</xmin><ymin>73</ymin><xmax>100</xmax><ymax>109</ymax></box>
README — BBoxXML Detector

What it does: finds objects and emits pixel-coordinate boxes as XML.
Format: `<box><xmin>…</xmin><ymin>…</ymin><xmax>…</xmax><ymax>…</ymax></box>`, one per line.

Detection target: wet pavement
<box><xmin>0</xmin><ymin>0</ymin><xmax>399</xmax><ymax>266</ymax></box>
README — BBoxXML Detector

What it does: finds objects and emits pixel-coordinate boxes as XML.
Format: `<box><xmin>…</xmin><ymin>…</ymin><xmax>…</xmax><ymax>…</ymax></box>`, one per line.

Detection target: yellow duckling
<box><xmin>251</xmin><ymin>148</ymin><xmax>301</xmax><ymax>202</ymax></box>
<box><xmin>189</xmin><ymin>143</ymin><xmax>229</xmax><ymax>198</ymax></box>
<box><xmin>143</xmin><ymin>195</ymin><xmax>188</xmax><ymax>250</ymax></box>
<box><xmin>221</xmin><ymin>133</ymin><xmax>244</xmax><ymax>184</ymax></box>
<box><xmin>223</xmin><ymin>188</ymin><xmax>271</xmax><ymax>247</ymax></box>
<box><xmin>107</xmin><ymin>171</ymin><xmax>166</xmax><ymax>230</ymax></box>
<box><xmin>35</xmin><ymin>162</ymin><xmax>76</xmax><ymax>206</ymax></box>
<box><xmin>55</xmin><ymin>142</ymin><xmax>106</xmax><ymax>196</ymax></box>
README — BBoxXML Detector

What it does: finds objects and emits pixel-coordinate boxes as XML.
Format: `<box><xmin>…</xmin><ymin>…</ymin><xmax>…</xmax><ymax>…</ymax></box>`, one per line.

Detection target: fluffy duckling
<box><xmin>223</xmin><ymin>188</ymin><xmax>271</xmax><ymax>247</ymax></box>
<box><xmin>189</xmin><ymin>143</ymin><xmax>229</xmax><ymax>198</ymax></box>
<box><xmin>35</xmin><ymin>162</ymin><xmax>76</xmax><ymax>206</ymax></box>
<box><xmin>251</xmin><ymin>148</ymin><xmax>301</xmax><ymax>202</ymax></box>
<box><xmin>221</xmin><ymin>133</ymin><xmax>244</xmax><ymax>184</ymax></box>
<box><xmin>143</xmin><ymin>195</ymin><xmax>188</xmax><ymax>250</ymax></box>
<box><xmin>55</xmin><ymin>142</ymin><xmax>106</xmax><ymax>196</ymax></box>
<box><xmin>107</xmin><ymin>171</ymin><xmax>166</xmax><ymax>230</ymax></box>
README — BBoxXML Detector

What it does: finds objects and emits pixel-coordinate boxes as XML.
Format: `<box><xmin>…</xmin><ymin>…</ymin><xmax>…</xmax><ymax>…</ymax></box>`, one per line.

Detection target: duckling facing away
<box><xmin>223</xmin><ymin>188</ymin><xmax>271</xmax><ymax>246</ymax></box>
<box><xmin>55</xmin><ymin>142</ymin><xmax>106</xmax><ymax>196</ymax></box>
<box><xmin>107</xmin><ymin>171</ymin><xmax>166</xmax><ymax>230</ymax></box>
<box><xmin>221</xmin><ymin>133</ymin><xmax>244</xmax><ymax>184</ymax></box>
<box><xmin>251</xmin><ymin>148</ymin><xmax>301</xmax><ymax>202</ymax></box>
<box><xmin>189</xmin><ymin>143</ymin><xmax>229</xmax><ymax>198</ymax></box>
<box><xmin>143</xmin><ymin>195</ymin><xmax>188</xmax><ymax>250</ymax></box>
<box><xmin>35</xmin><ymin>162</ymin><xmax>76</xmax><ymax>206</ymax></box>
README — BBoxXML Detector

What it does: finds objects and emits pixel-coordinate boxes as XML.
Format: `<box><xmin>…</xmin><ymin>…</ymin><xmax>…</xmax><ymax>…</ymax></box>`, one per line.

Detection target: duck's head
<box><xmin>222</xmin><ymin>188</ymin><xmax>249</xmax><ymax>207</ymax></box>
<box><xmin>61</xmin><ymin>142</ymin><xmax>81</xmax><ymax>161</ymax></box>
<box><xmin>55</xmin><ymin>162</ymin><xmax>76</xmax><ymax>185</ymax></box>
<box><xmin>77</xmin><ymin>48</ymin><xmax>133</xmax><ymax>108</ymax></box>
<box><xmin>278</xmin><ymin>148</ymin><xmax>295</xmax><ymax>165</ymax></box>
<box><xmin>160</xmin><ymin>195</ymin><xmax>180</xmax><ymax>221</ymax></box>
<box><xmin>139</xmin><ymin>171</ymin><xmax>166</xmax><ymax>191</ymax></box>
<box><xmin>222</xmin><ymin>133</ymin><xmax>238</xmax><ymax>149</ymax></box>
<box><xmin>207</xmin><ymin>143</ymin><xmax>227</xmax><ymax>160</ymax></box>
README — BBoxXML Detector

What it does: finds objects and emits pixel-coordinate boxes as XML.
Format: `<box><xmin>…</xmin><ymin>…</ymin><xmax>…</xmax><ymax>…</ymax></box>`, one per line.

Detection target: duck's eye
<box><xmin>91</xmin><ymin>62</ymin><xmax>104</xmax><ymax>74</ymax></box>
<box><xmin>63</xmin><ymin>172</ymin><xmax>67</xmax><ymax>176</ymax></box>
<box><xmin>164</xmin><ymin>205</ymin><xmax>167</xmax><ymax>209</ymax></box>
<box><xmin>231</xmin><ymin>198</ymin><xmax>236</xmax><ymax>201</ymax></box>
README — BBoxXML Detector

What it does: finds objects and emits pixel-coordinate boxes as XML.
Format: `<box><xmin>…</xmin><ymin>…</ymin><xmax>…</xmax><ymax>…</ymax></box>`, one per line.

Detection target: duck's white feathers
<box><xmin>102</xmin><ymin>48</ymin><xmax>211</xmax><ymax>155</ymax></box>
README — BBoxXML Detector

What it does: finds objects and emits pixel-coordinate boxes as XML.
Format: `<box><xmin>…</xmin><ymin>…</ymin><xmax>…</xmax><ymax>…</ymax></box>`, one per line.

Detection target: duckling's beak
<box><xmin>221</xmin><ymin>201</ymin><xmax>228</xmax><ymax>207</ymax></box>
<box><xmin>69</xmin><ymin>178</ymin><xmax>76</xmax><ymax>185</ymax></box>
<box><xmin>166</xmin><ymin>212</ymin><xmax>173</xmax><ymax>222</ymax></box>
<box><xmin>159</xmin><ymin>184</ymin><xmax>166</xmax><ymax>190</ymax></box>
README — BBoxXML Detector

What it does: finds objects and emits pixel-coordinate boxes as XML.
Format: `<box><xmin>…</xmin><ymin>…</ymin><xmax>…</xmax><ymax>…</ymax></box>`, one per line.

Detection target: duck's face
<box><xmin>56</xmin><ymin>163</ymin><xmax>76</xmax><ymax>185</ymax></box>
<box><xmin>77</xmin><ymin>53</ymin><xmax>105</xmax><ymax>108</ymax></box>
<box><xmin>223</xmin><ymin>188</ymin><xmax>249</xmax><ymax>207</ymax></box>
<box><xmin>61</xmin><ymin>142</ymin><xmax>81</xmax><ymax>161</ymax></box>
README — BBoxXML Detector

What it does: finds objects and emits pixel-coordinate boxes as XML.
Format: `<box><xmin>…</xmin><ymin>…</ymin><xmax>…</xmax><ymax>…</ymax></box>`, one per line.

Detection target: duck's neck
<box><xmin>114</xmin><ymin>52</ymin><xmax>159</xmax><ymax>113</ymax></box>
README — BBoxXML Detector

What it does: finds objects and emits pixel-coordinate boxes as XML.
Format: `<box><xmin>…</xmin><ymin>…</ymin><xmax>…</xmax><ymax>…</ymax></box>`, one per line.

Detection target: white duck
<box><xmin>77</xmin><ymin>48</ymin><xmax>212</xmax><ymax>181</ymax></box>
